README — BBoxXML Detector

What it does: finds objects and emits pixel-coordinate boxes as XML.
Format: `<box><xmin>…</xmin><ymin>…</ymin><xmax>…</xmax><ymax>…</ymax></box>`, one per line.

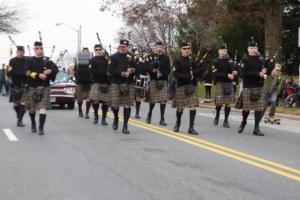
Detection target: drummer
<box><xmin>134</xmin><ymin>49</ymin><xmax>149</xmax><ymax>119</ymax></box>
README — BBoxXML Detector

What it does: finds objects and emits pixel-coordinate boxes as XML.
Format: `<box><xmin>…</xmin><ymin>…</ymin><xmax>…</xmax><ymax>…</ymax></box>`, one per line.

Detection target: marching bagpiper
<box><xmin>237</xmin><ymin>38</ymin><xmax>266</xmax><ymax>136</ymax></box>
<box><xmin>146</xmin><ymin>41</ymin><xmax>171</xmax><ymax>126</ymax></box>
<box><xmin>89</xmin><ymin>44</ymin><xmax>110</xmax><ymax>125</ymax></box>
<box><xmin>7</xmin><ymin>46</ymin><xmax>27</xmax><ymax>127</ymax></box>
<box><xmin>133</xmin><ymin>49</ymin><xmax>149</xmax><ymax>119</ymax></box>
<box><xmin>25</xmin><ymin>41</ymin><xmax>58</xmax><ymax>135</ymax></box>
<box><xmin>173</xmin><ymin>41</ymin><xmax>201</xmax><ymax>135</ymax></box>
<box><xmin>108</xmin><ymin>39</ymin><xmax>136</xmax><ymax>134</ymax></box>
<box><xmin>74</xmin><ymin>47</ymin><xmax>92</xmax><ymax>119</ymax></box>
<box><xmin>212</xmin><ymin>44</ymin><xmax>238</xmax><ymax>128</ymax></box>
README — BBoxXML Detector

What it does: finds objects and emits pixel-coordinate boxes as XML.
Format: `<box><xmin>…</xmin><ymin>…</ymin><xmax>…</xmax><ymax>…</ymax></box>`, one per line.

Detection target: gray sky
<box><xmin>0</xmin><ymin>0</ymin><xmax>123</xmax><ymax>63</ymax></box>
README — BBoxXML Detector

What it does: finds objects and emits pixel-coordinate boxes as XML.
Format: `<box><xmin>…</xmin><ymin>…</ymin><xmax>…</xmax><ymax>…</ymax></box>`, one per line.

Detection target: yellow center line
<box><xmin>119</xmin><ymin>114</ymin><xmax>300</xmax><ymax>176</ymax></box>
<box><xmin>105</xmin><ymin>112</ymin><xmax>300</xmax><ymax>182</ymax></box>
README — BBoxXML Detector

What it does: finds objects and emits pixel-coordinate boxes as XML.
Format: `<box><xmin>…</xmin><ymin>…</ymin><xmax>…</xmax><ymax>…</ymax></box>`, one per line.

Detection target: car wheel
<box><xmin>68</xmin><ymin>102</ymin><xmax>75</xmax><ymax>109</ymax></box>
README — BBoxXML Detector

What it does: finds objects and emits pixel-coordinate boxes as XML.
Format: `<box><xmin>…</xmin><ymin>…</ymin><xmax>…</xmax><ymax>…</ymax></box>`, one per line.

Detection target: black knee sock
<box><xmin>160</xmin><ymin>103</ymin><xmax>166</xmax><ymax>121</ymax></box>
<box><xmin>13</xmin><ymin>105</ymin><xmax>20</xmax><ymax>117</ymax></box>
<box><xmin>18</xmin><ymin>105</ymin><xmax>26</xmax><ymax>122</ymax></box>
<box><xmin>224</xmin><ymin>106</ymin><xmax>231</xmax><ymax>122</ymax></box>
<box><xmin>149</xmin><ymin>103</ymin><xmax>155</xmax><ymax>115</ymax></box>
<box><xmin>102</xmin><ymin>104</ymin><xmax>108</xmax><ymax>121</ymax></box>
<box><xmin>29</xmin><ymin>112</ymin><xmax>36</xmax><ymax>125</ymax></box>
<box><xmin>86</xmin><ymin>101</ymin><xmax>91</xmax><ymax>115</ymax></box>
<box><xmin>135</xmin><ymin>101</ymin><xmax>141</xmax><ymax>115</ymax></box>
<box><xmin>123</xmin><ymin>107</ymin><xmax>131</xmax><ymax>127</ymax></box>
<box><xmin>39</xmin><ymin>114</ymin><xmax>46</xmax><ymax>130</ymax></box>
<box><xmin>78</xmin><ymin>102</ymin><xmax>83</xmax><ymax>112</ymax></box>
<box><xmin>92</xmin><ymin>103</ymin><xmax>99</xmax><ymax>118</ymax></box>
<box><xmin>215</xmin><ymin>105</ymin><xmax>222</xmax><ymax>119</ymax></box>
<box><xmin>254</xmin><ymin>111</ymin><xmax>262</xmax><ymax>128</ymax></box>
<box><xmin>112</xmin><ymin>108</ymin><xmax>119</xmax><ymax>120</ymax></box>
<box><xmin>242</xmin><ymin>110</ymin><xmax>250</xmax><ymax>124</ymax></box>
<box><xmin>176</xmin><ymin>111</ymin><xmax>183</xmax><ymax>123</ymax></box>
<box><xmin>189</xmin><ymin>110</ymin><xmax>196</xmax><ymax>129</ymax></box>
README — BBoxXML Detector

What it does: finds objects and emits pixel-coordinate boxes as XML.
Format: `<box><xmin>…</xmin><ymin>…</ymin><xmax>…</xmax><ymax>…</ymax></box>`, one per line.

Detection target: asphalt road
<box><xmin>0</xmin><ymin>95</ymin><xmax>300</xmax><ymax>200</ymax></box>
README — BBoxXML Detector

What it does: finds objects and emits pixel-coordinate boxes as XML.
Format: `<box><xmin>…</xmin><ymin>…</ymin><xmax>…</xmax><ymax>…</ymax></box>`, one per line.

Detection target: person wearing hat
<box><xmin>172</xmin><ymin>41</ymin><xmax>201</xmax><ymax>135</ymax></box>
<box><xmin>25</xmin><ymin>41</ymin><xmax>58</xmax><ymax>135</ymax></box>
<box><xmin>237</xmin><ymin>38</ymin><xmax>266</xmax><ymax>136</ymax></box>
<box><xmin>89</xmin><ymin>44</ymin><xmax>109</xmax><ymax>125</ymax></box>
<box><xmin>212</xmin><ymin>44</ymin><xmax>238</xmax><ymax>128</ymax></box>
<box><xmin>108</xmin><ymin>39</ymin><xmax>136</xmax><ymax>134</ymax></box>
<box><xmin>145</xmin><ymin>41</ymin><xmax>171</xmax><ymax>126</ymax></box>
<box><xmin>74</xmin><ymin>47</ymin><xmax>92</xmax><ymax>119</ymax></box>
<box><xmin>7</xmin><ymin>46</ymin><xmax>27</xmax><ymax>127</ymax></box>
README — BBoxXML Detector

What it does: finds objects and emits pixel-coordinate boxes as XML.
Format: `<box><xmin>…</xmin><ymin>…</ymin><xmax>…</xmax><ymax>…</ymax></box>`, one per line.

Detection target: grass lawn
<box><xmin>197</xmin><ymin>83</ymin><xmax>300</xmax><ymax>116</ymax></box>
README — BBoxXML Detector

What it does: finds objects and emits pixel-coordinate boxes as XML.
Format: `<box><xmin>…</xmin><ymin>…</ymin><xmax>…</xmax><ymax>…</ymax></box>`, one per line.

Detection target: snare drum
<box><xmin>135</xmin><ymin>75</ymin><xmax>149</xmax><ymax>90</ymax></box>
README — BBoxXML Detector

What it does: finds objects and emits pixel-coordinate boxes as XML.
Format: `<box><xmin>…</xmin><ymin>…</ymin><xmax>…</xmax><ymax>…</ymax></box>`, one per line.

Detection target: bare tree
<box><xmin>100</xmin><ymin>0</ymin><xmax>189</xmax><ymax>55</ymax></box>
<box><xmin>0</xmin><ymin>2</ymin><xmax>21</xmax><ymax>34</ymax></box>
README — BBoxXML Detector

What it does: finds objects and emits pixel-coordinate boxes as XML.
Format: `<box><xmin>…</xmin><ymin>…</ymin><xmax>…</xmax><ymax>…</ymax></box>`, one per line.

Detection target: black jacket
<box><xmin>173</xmin><ymin>56</ymin><xmax>200</xmax><ymax>87</ymax></box>
<box><xmin>89</xmin><ymin>56</ymin><xmax>109</xmax><ymax>84</ymax></box>
<box><xmin>7</xmin><ymin>57</ymin><xmax>27</xmax><ymax>87</ymax></box>
<box><xmin>212</xmin><ymin>57</ymin><xmax>233</xmax><ymax>83</ymax></box>
<box><xmin>148</xmin><ymin>54</ymin><xmax>171</xmax><ymax>81</ymax></box>
<box><xmin>134</xmin><ymin>57</ymin><xmax>148</xmax><ymax>80</ymax></box>
<box><xmin>25</xmin><ymin>56</ymin><xmax>58</xmax><ymax>87</ymax></box>
<box><xmin>241</xmin><ymin>54</ymin><xmax>264</xmax><ymax>88</ymax></box>
<box><xmin>108</xmin><ymin>52</ymin><xmax>136</xmax><ymax>84</ymax></box>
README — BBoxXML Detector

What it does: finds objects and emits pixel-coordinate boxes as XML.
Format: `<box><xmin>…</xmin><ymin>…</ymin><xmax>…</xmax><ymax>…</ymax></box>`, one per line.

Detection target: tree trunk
<box><xmin>264</xmin><ymin>0</ymin><xmax>282</xmax><ymax>62</ymax></box>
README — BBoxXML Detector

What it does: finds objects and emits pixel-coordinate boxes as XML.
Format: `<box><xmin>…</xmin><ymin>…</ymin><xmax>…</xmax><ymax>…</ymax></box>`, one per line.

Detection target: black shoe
<box><xmin>223</xmin><ymin>120</ymin><xmax>230</xmax><ymax>128</ymax></box>
<box><xmin>253</xmin><ymin>127</ymin><xmax>264</xmax><ymax>136</ymax></box>
<box><xmin>85</xmin><ymin>113</ymin><xmax>89</xmax><ymax>119</ymax></box>
<box><xmin>146</xmin><ymin>113</ymin><xmax>151</xmax><ymax>124</ymax></box>
<box><xmin>159</xmin><ymin>119</ymin><xmax>167</xmax><ymax>126</ymax></box>
<box><xmin>213</xmin><ymin>117</ymin><xmax>219</xmax><ymax>126</ymax></box>
<box><xmin>79</xmin><ymin>110</ymin><xmax>83</xmax><ymax>118</ymax></box>
<box><xmin>38</xmin><ymin>128</ymin><xmax>44</xmax><ymax>136</ymax></box>
<box><xmin>112</xmin><ymin>118</ymin><xmax>119</xmax><ymax>130</ymax></box>
<box><xmin>93</xmin><ymin>117</ymin><xmax>99</xmax><ymax>124</ymax></box>
<box><xmin>173</xmin><ymin>122</ymin><xmax>180</xmax><ymax>132</ymax></box>
<box><xmin>135</xmin><ymin>114</ymin><xmax>141</xmax><ymax>119</ymax></box>
<box><xmin>188</xmin><ymin>128</ymin><xmax>199</xmax><ymax>135</ymax></box>
<box><xmin>101</xmin><ymin>119</ymin><xmax>108</xmax><ymax>126</ymax></box>
<box><xmin>122</xmin><ymin>126</ymin><xmax>130</xmax><ymax>134</ymax></box>
<box><xmin>17</xmin><ymin>120</ymin><xmax>26</xmax><ymax>127</ymax></box>
<box><xmin>238</xmin><ymin>121</ymin><xmax>247</xmax><ymax>133</ymax></box>
<box><xmin>31</xmin><ymin>124</ymin><xmax>37</xmax><ymax>133</ymax></box>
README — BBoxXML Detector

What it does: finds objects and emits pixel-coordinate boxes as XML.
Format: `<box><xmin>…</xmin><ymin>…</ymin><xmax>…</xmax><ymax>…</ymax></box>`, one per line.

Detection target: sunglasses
<box><xmin>34</xmin><ymin>47</ymin><xmax>43</xmax><ymax>50</ymax></box>
<box><xmin>182</xmin><ymin>48</ymin><xmax>190</xmax><ymax>50</ymax></box>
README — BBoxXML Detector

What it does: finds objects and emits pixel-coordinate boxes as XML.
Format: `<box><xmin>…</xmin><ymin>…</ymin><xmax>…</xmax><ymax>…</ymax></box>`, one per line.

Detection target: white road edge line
<box><xmin>3</xmin><ymin>129</ymin><xmax>18</xmax><ymax>142</ymax></box>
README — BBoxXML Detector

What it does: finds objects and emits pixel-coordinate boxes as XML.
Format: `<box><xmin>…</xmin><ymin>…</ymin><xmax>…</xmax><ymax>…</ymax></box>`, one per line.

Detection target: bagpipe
<box><xmin>96</xmin><ymin>32</ymin><xmax>109</xmax><ymax>57</ymax></box>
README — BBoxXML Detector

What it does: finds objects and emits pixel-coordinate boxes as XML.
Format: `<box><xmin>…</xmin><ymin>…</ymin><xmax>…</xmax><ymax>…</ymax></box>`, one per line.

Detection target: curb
<box><xmin>198</xmin><ymin>103</ymin><xmax>300</xmax><ymax>121</ymax></box>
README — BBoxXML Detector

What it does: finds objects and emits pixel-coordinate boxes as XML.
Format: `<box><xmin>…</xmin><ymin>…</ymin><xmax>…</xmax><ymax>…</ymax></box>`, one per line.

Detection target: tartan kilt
<box><xmin>172</xmin><ymin>85</ymin><xmax>199</xmax><ymax>108</ymax></box>
<box><xmin>75</xmin><ymin>84</ymin><xmax>91</xmax><ymax>102</ymax></box>
<box><xmin>242</xmin><ymin>87</ymin><xmax>265</xmax><ymax>111</ymax></box>
<box><xmin>146</xmin><ymin>80</ymin><xmax>168</xmax><ymax>103</ymax></box>
<box><xmin>215</xmin><ymin>82</ymin><xmax>235</xmax><ymax>105</ymax></box>
<box><xmin>89</xmin><ymin>83</ymin><xmax>110</xmax><ymax>103</ymax></box>
<box><xmin>9</xmin><ymin>87</ymin><xmax>28</xmax><ymax>104</ymax></box>
<box><xmin>109</xmin><ymin>84</ymin><xmax>135</xmax><ymax>108</ymax></box>
<box><xmin>134</xmin><ymin>87</ymin><xmax>145</xmax><ymax>98</ymax></box>
<box><xmin>27</xmin><ymin>87</ymin><xmax>51</xmax><ymax>112</ymax></box>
